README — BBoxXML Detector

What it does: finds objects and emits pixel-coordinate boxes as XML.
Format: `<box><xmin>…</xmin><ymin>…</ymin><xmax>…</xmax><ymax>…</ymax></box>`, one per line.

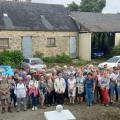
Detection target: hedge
<box><xmin>0</xmin><ymin>50</ymin><xmax>24</xmax><ymax>68</ymax></box>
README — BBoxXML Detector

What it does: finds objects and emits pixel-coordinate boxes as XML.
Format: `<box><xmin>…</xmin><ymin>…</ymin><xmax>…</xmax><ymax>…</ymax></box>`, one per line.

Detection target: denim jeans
<box><xmin>31</xmin><ymin>93</ymin><xmax>37</xmax><ymax>107</ymax></box>
<box><xmin>86</xmin><ymin>87</ymin><xmax>93</xmax><ymax>106</ymax></box>
<box><xmin>110</xmin><ymin>82</ymin><xmax>116</xmax><ymax>97</ymax></box>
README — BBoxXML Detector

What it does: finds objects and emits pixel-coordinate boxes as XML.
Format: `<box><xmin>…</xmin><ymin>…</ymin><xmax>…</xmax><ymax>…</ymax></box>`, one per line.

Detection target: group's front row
<box><xmin>0</xmin><ymin>66</ymin><xmax>120</xmax><ymax>113</ymax></box>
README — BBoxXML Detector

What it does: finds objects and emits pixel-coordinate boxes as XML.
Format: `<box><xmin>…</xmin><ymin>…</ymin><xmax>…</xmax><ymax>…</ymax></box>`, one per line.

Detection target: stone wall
<box><xmin>0</xmin><ymin>31</ymin><xmax>78</xmax><ymax>57</ymax></box>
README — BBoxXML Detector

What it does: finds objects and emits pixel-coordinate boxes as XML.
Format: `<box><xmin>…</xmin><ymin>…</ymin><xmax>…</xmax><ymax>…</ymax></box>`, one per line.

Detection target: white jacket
<box><xmin>54</xmin><ymin>78</ymin><xmax>66</xmax><ymax>94</ymax></box>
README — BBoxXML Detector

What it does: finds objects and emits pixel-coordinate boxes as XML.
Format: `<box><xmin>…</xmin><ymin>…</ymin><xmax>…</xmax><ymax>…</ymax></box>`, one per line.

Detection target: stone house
<box><xmin>0</xmin><ymin>1</ymin><xmax>78</xmax><ymax>58</ymax></box>
<box><xmin>1</xmin><ymin>1</ymin><xmax>120</xmax><ymax>61</ymax></box>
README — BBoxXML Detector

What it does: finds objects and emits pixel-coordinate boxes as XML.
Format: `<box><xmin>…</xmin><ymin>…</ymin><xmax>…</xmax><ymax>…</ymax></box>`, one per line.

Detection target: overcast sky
<box><xmin>32</xmin><ymin>0</ymin><xmax>120</xmax><ymax>13</ymax></box>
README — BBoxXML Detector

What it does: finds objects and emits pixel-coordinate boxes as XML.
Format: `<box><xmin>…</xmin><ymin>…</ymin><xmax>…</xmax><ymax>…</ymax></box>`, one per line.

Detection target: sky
<box><xmin>32</xmin><ymin>0</ymin><xmax>120</xmax><ymax>13</ymax></box>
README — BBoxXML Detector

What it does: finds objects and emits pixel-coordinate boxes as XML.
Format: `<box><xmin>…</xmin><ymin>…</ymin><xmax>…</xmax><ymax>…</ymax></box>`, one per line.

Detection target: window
<box><xmin>0</xmin><ymin>38</ymin><xmax>9</xmax><ymax>48</ymax></box>
<box><xmin>47</xmin><ymin>38</ymin><xmax>56</xmax><ymax>47</ymax></box>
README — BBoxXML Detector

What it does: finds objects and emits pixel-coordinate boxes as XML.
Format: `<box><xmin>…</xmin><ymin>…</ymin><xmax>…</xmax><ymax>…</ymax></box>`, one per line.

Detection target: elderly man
<box><xmin>0</xmin><ymin>75</ymin><xmax>11</xmax><ymax>113</ymax></box>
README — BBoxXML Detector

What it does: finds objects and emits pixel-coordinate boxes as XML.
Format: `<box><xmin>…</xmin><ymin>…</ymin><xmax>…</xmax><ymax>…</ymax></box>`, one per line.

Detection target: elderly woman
<box><xmin>7</xmin><ymin>75</ymin><xmax>16</xmax><ymax>107</ymax></box>
<box><xmin>46</xmin><ymin>74</ymin><xmax>54</xmax><ymax>106</ymax></box>
<box><xmin>39</xmin><ymin>75</ymin><xmax>47</xmax><ymax>109</ymax></box>
<box><xmin>85</xmin><ymin>72</ymin><xmax>95</xmax><ymax>106</ymax></box>
<box><xmin>68</xmin><ymin>73</ymin><xmax>76</xmax><ymax>104</ymax></box>
<box><xmin>117</xmin><ymin>71</ymin><xmax>120</xmax><ymax>101</ymax></box>
<box><xmin>54</xmin><ymin>72</ymin><xmax>66</xmax><ymax>105</ymax></box>
<box><xmin>15</xmin><ymin>77</ymin><xmax>27</xmax><ymax>112</ymax></box>
<box><xmin>100</xmin><ymin>71</ymin><xmax>110</xmax><ymax>107</ymax></box>
<box><xmin>0</xmin><ymin>75</ymin><xmax>11</xmax><ymax>113</ymax></box>
<box><xmin>28</xmin><ymin>76</ymin><xmax>39</xmax><ymax>111</ymax></box>
<box><xmin>76</xmin><ymin>71</ymin><xmax>85</xmax><ymax>104</ymax></box>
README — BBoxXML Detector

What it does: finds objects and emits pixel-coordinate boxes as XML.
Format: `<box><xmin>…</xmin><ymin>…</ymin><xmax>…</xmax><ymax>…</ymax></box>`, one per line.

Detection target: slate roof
<box><xmin>0</xmin><ymin>1</ymin><xmax>78</xmax><ymax>31</ymax></box>
<box><xmin>71</xmin><ymin>12</ymin><xmax>120</xmax><ymax>32</ymax></box>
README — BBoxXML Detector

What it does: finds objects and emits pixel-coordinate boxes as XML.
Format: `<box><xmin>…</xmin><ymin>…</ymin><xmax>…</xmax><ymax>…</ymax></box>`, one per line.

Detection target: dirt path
<box><xmin>0</xmin><ymin>104</ymin><xmax>120</xmax><ymax>120</ymax></box>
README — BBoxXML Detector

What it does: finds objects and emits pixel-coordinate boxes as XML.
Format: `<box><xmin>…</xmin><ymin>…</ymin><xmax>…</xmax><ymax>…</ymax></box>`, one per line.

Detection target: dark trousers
<box><xmin>47</xmin><ymin>91</ymin><xmax>54</xmax><ymax>105</ymax></box>
<box><xmin>96</xmin><ymin>86</ymin><xmax>103</xmax><ymax>102</ymax></box>
<box><xmin>53</xmin><ymin>90</ymin><xmax>57</xmax><ymax>104</ymax></box>
<box><xmin>31</xmin><ymin>93</ymin><xmax>37</xmax><ymax>107</ymax></box>
<box><xmin>56</xmin><ymin>93</ymin><xmax>64</xmax><ymax>105</ymax></box>
<box><xmin>10</xmin><ymin>92</ymin><xmax>16</xmax><ymax>107</ymax></box>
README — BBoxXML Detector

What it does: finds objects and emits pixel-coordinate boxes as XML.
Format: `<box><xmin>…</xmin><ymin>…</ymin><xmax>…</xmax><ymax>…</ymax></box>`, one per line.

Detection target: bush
<box><xmin>0</xmin><ymin>50</ymin><xmax>24</xmax><ymax>68</ymax></box>
<box><xmin>43</xmin><ymin>53</ymin><xmax>72</xmax><ymax>64</ymax></box>
<box><xmin>108</xmin><ymin>46</ymin><xmax>120</xmax><ymax>57</ymax></box>
<box><xmin>33</xmin><ymin>51</ymin><xmax>44</xmax><ymax>59</ymax></box>
<box><xmin>55</xmin><ymin>53</ymin><xmax>72</xmax><ymax>63</ymax></box>
<box><xmin>73</xmin><ymin>59</ymin><xmax>91</xmax><ymax>66</ymax></box>
<box><xmin>43</xmin><ymin>56</ymin><xmax>56</xmax><ymax>63</ymax></box>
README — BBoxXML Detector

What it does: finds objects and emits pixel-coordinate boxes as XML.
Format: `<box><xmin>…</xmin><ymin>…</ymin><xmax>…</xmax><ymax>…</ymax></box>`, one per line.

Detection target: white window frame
<box><xmin>0</xmin><ymin>38</ymin><xmax>9</xmax><ymax>49</ymax></box>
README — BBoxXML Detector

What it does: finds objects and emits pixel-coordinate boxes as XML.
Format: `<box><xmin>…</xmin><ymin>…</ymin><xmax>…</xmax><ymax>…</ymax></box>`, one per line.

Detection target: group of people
<box><xmin>0</xmin><ymin>64</ymin><xmax>120</xmax><ymax>113</ymax></box>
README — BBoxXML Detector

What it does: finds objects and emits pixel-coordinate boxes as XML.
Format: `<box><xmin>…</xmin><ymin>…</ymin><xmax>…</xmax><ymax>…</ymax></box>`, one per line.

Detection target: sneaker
<box><xmin>35</xmin><ymin>107</ymin><xmax>38</xmax><ymax>111</ymax></box>
<box><xmin>32</xmin><ymin>107</ymin><xmax>35</xmax><ymax>111</ymax></box>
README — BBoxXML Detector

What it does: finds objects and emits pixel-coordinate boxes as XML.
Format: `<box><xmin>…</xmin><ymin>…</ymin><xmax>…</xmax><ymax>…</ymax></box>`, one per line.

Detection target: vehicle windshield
<box><xmin>107</xmin><ymin>56</ymin><xmax>120</xmax><ymax>63</ymax></box>
<box><xmin>31</xmin><ymin>59</ymin><xmax>43</xmax><ymax>64</ymax></box>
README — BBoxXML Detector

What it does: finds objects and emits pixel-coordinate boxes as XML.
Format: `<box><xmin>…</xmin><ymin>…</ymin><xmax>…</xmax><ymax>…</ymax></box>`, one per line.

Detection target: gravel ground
<box><xmin>0</xmin><ymin>103</ymin><xmax>120</xmax><ymax>120</ymax></box>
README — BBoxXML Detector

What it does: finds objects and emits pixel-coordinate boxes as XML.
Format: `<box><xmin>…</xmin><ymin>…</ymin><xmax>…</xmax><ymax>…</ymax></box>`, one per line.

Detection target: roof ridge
<box><xmin>0</xmin><ymin>1</ymin><xmax>65</xmax><ymax>7</ymax></box>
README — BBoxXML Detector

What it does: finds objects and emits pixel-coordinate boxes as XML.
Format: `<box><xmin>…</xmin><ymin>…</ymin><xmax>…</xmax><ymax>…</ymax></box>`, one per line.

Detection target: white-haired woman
<box><xmin>68</xmin><ymin>73</ymin><xmax>76</xmax><ymax>104</ymax></box>
<box><xmin>15</xmin><ymin>77</ymin><xmax>27</xmax><ymax>112</ymax></box>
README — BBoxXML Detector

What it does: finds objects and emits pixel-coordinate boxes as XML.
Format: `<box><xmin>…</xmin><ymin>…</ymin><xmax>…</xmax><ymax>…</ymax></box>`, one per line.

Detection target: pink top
<box><xmin>68</xmin><ymin>79</ymin><xmax>76</xmax><ymax>89</ymax></box>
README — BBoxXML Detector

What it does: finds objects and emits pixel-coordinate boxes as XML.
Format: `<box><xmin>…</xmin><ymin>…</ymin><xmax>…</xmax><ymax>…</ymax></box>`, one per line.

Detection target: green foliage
<box><xmin>43</xmin><ymin>56</ymin><xmax>56</xmax><ymax>63</ymax></box>
<box><xmin>43</xmin><ymin>53</ymin><xmax>72</xmax><ymax>64</ymax></box>
<box><xmin>0</xmin><ymin>50</ymin><xmax>24</xmax><ymax>68</ymax></box>
<box><xmin>67</xmin><ymin>1</ymin><xmax>79</xmax><ymax>11</ymax></box>
<box><xmin>33</xmin><ymin>51</ymin><xmax>44</xmax><ymax>59</ymax></box>
<box><xmin>108</xmin><ymin>46</ymin><xmax>120</xmax><ymax>57</ymax></box>
<box><xmin>73</xmin><ymin>59</ymin><xmax>91</xmax><ymax>66</ymax></box>
<box><xmin>80</xmin><ymin>0</ymin><xmax>106</xmax><ymax>12</ymax></box>
<box><xmin>55</xmin><ymin>53</ymin><xmax>72</xmax><ymax>63</ymax></box>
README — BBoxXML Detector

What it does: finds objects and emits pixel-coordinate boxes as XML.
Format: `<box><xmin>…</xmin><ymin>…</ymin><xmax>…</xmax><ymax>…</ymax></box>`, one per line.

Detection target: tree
<box><xmin>80</xmin><ymin>0</ymin><xmax>106</xmax><ymax>12</ymax></box>
<box><xmin>67</xmin><ymin>1</ymin><xmax>79</xmax><ymax>11</ymax></box>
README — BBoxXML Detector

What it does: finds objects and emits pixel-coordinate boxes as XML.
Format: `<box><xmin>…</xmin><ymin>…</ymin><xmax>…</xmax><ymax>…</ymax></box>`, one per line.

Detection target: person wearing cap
<box><xmin>14</xmin><ymin>77</ymin><xmax>27</xmax><ymax>112</ymax></box>
<box><xmin>0</xmin><ymin>75</ymin><xmax>11</xmax><ymax>113</ymax></box>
